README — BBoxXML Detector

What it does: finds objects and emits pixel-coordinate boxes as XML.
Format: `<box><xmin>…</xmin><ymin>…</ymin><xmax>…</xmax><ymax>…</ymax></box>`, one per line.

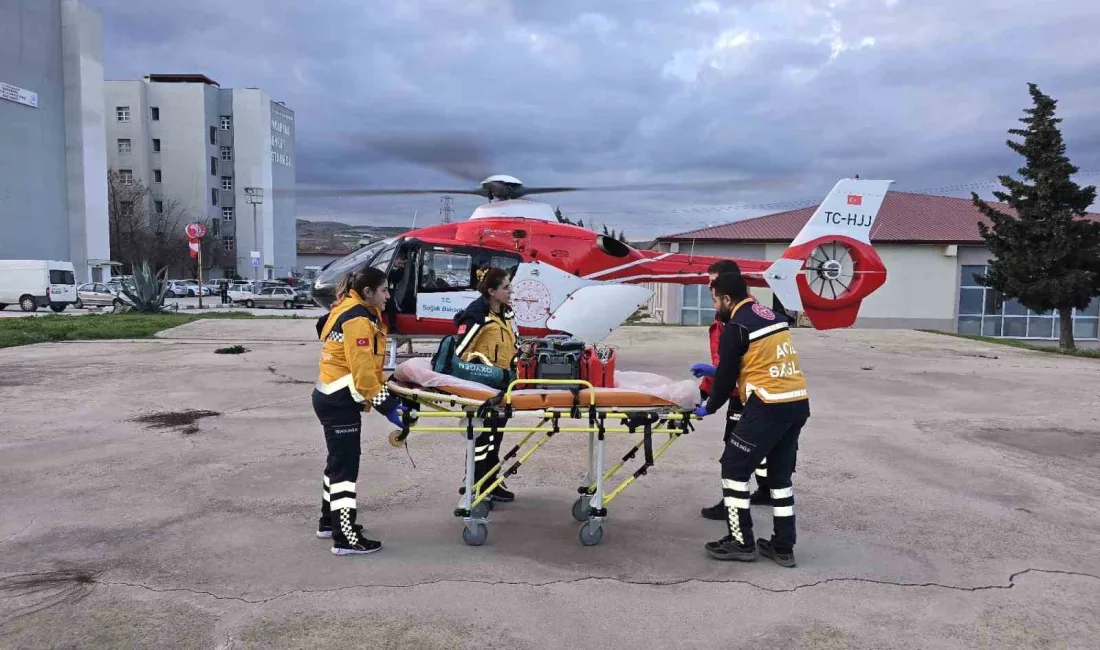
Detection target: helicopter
<box><xmin>302</xmin><ymin>172</ymin><xmax>892</xmax><ymax>351</ymax></box>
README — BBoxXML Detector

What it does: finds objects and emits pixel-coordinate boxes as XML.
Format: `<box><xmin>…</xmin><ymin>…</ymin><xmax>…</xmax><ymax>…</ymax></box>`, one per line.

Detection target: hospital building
<box><xmin>105</xmin><ymin>74</ymin><xmax>298</xmax><ymax>279</ymax></box>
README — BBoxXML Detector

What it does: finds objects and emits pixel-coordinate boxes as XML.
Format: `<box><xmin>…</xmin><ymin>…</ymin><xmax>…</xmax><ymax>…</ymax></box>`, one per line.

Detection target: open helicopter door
<box><xmin>545</xmin><ymin>283</ymin><xmax>653</xmax><ymax>343</ymax></box>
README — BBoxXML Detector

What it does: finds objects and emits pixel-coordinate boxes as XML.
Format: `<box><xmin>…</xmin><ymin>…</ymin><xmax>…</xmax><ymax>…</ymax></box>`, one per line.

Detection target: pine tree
<box><xmin>972</xmin><ymin>83</ymin><xmax>1100</xmax><ymax>350</ymax></box>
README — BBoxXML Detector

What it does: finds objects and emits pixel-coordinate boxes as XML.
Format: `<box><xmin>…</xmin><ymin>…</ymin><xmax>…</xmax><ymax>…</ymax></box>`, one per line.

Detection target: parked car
<box><xmin>241</xmin><ymin>286</ymin><xmax>311</xmax><ymax>309</ymax></box>
<box><xmin>164</xmin><ymin>280</ymin><xmax>195</xmax><ymax>298</ymax></box>
<box><xmin>75</xmin><ymin>283</ymin><xmax>132</xmax><ymax>309</ymax></box>
<box><xmin>0</xmin><ymin>259</ymin><xmax>78</xmax><ymax>312</ymax></box>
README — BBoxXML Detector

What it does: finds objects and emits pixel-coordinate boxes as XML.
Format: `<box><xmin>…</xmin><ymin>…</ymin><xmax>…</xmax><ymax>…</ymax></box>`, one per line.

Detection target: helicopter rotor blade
<box><xmin>274</xmin><ymin>187</ymin><xmax>487</xmax><ymax>199</ymax></box>
<box><xmin>354</xmin><ymin>131</ymin><xmax>493</xmax><ymax>184</ymax></box>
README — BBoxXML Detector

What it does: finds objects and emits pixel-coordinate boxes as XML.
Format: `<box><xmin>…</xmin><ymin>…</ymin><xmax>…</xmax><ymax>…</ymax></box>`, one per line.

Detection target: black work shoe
<box><xmin>756</xmin><ymin>538</ymin><xmax>796</xmax><ymax>567</ymax></box>
<box><xmin>332</xmin><ymin>537</ymin><xmax>383</xmax><ymax>556</ymax></box>
<box><xmin>705</xmin><ymin>536</ymin><xmax>758</xmax><ymax>561</ymax></box>
<box><xmin>490</xmin><ymin>485</ymin><xmax>515</xmax><ymax>502</ymax></box>
<box><xmin>749</xmin><ymin>489</ymin><xmax>772</xmax><ymax>505</ymax></box>
<box><xmin>317</xmin><ymin>521</ymin><xmax>363</xmax><ymax>540</ymax></box>
<box><xmin>700</xmin><ymin>501</ymin><xmax>725</xmax><ymax>520</ymax></box>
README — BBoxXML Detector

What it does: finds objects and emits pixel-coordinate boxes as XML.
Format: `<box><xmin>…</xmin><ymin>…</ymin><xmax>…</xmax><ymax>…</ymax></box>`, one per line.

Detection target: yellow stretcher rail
<box><xmin>385</xmin><ymin>378</ymin><xmax>697</xmax><ymax>547</ymax></box>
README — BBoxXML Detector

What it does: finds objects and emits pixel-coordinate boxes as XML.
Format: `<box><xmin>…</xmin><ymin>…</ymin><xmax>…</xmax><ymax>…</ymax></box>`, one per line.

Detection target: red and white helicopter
<box><xmin>305</xmin><ymin>173</ymin><xmax>891</xmax><ymax>351</ymax></box>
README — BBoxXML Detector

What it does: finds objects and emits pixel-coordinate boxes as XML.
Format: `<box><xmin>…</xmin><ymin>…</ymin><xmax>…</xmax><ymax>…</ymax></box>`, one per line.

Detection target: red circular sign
<box><xmin>185</xmin><ymin>223</ymin><xmax>207</xmax><ymax>239</ymax></box>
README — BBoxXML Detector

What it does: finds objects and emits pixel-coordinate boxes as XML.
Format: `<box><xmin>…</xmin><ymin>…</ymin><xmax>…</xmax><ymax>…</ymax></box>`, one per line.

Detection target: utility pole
<box><xmin>245</xmin><ymin>187</ymin><xmax>264</xmax><ymax>285</ymax></box>
<box><xmin>440</xmin><ymin>195</ymin><xmax>453</xmax><ymax>223</ymax></box>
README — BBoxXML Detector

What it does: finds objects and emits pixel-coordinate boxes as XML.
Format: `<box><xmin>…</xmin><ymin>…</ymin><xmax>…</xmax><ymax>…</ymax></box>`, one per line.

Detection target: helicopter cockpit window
<box><xmin>318</xmin><ymin>238</ymin><xmax>391</xmax><ymax>284</ymax></box>
<box><xmin>371</xmin><ymin>243</ymin><xmax>397</xmax><ymax>273</ymax></box>
<box><xmin>420</xmin><ymin>250</ymin><xmax>473</xmax><ymax>292</ymax></box>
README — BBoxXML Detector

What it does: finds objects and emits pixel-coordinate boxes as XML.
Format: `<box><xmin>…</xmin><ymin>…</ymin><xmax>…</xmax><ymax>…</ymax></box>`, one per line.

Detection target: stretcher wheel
<box><xmin>463</xmin><ymin>523</ymin><xmax>488</xmax><ymax>546</ymax></box>
<box><xmin>578</xmin><ymin>521</ymin><xmax>603</xmax><ymax>546</ymax></box>
<box><xmin>571</xmin><ymin>497</ymin><xmax>591</xmax><ymax>522</ymax></box>
<box><xmin>471</xmin><ymin>502</ymin><xmax>491</xmax><ymax>519</ymax></box>
<box><xmin>388</xmin><ymin>429</ymin><xmax>407</xmax><ymax>448</ymax></box>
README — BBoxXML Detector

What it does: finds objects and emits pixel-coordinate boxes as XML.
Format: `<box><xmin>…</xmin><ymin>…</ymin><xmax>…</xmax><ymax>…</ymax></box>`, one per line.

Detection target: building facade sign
<box><xmin>0</xmin><ymin>81</ymin><xmax>38</xmax><ymax>108</ymax></box>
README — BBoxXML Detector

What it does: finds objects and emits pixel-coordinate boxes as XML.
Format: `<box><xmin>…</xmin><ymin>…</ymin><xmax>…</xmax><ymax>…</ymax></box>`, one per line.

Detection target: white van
<box><xmin>0</xmin><ymin>260</ymin><xmax>79</xmax><ymax>312</ymax></box>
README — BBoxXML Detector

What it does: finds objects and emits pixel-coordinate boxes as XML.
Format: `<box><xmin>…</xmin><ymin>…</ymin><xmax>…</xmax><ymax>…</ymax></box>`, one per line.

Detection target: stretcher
<box><xmin>386</xmin><ymin>357</ymin><xmax>700</xmax><ymax>547</ymax></box>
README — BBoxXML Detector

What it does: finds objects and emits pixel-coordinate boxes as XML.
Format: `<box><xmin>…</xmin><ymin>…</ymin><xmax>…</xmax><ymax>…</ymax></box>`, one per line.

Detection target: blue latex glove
<box><xmin>693</xmin><ymin>405</ymin><xmax>710</xmax><ymax>419</ymax></box>
<box><xmin>384</xmin><ymin>405</ymin><xmax>405</xmax><ymax>429</ymax></box>
<box><xmin>691</xmin><ymin>363</ymin><xmax>716</xmax><ymax>378</ymax></box>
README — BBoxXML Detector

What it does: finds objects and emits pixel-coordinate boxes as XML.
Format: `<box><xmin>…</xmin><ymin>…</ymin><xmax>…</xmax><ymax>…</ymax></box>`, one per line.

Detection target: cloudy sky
<box><xmin>90</xmin><ymin>0</ymin><xmax>1100</xmax><ymax>239</ymax></box>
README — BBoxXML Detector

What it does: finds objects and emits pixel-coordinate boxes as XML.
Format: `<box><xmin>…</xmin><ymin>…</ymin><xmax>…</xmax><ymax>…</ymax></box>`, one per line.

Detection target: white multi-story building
<box><xmin>104</xmin><ymin>74</ymin><xmax>296</xmax><ymax>279</ymax></box>
<box><xmin>0</xmin><ymin>0</ymin><xmax>111</xmax><ymax>283</ymax></box>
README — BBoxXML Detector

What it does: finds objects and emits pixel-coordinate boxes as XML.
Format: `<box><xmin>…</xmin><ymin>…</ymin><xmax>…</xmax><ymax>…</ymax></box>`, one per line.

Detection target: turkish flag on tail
<box><xmin>847</xmin><ymin>194</ymin><xmax>862</xmax><ymax>205</ymax></box>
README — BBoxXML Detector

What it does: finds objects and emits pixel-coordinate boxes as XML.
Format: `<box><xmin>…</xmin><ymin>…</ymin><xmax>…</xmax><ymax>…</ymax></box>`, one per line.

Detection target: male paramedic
<box><xmin>693</xmin><ymin>271</ymin><xmax>809</xmax><ymax>567</ymax></box>
<box><xmin>693</xmin><ymin>260</ymin><xmax>770</xmax><ymax>522</ymax></box>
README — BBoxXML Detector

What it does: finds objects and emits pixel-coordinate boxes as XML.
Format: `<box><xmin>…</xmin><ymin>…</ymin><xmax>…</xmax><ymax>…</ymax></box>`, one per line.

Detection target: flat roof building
<box><xmin>105</xmin><ymin>74</ymin><xmax>297</xmax><ymax>279</ymax></box>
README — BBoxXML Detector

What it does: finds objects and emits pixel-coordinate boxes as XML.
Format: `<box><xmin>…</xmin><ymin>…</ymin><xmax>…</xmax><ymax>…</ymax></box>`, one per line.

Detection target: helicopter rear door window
<box><xmin>420</xmin><ymin>251</ymin><xmax>473</xmax><ymax>292</ymax></box>
<box><xmin>489</xmin><ymin>255</ymin><xmax>520</xmax><ymax>276</ymax></box>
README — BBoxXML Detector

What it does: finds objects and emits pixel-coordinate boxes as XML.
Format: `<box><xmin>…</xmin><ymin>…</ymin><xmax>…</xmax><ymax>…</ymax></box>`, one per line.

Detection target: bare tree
<box><xmin>108</xmin><ymin>168</ymin><xmax>205</xmax><ymax>276</ymax></box>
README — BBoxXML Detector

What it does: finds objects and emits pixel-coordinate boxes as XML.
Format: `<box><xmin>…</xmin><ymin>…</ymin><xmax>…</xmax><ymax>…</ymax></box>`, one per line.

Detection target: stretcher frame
<box><xmin>387</xmin><ymin>378</ymin><xmax>695</xmax><ymax>546</ymax></box>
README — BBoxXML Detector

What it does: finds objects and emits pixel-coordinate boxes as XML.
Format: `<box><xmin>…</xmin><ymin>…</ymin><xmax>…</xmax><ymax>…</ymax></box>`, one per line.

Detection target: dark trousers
<box><xmin>473</xmin><ymin>416</ymin><xmax>509</xmax><ymax>489</ymax></box>
<box><xmin>720</xmin><ymin>407</ymin><xmax>805</xmax><ymax>552</ymax></box>
<box><xmin>313</xmin><ymin>390</ymin><xmax>363</xmax><ymax>546</ymax></box>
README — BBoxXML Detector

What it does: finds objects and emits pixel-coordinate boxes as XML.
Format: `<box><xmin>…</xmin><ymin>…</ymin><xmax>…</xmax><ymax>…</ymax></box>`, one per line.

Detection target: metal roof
<box><xmin>659</xmin><ymin>191</ymin><xmax>1100</xmax><ymax>244</ymax></box>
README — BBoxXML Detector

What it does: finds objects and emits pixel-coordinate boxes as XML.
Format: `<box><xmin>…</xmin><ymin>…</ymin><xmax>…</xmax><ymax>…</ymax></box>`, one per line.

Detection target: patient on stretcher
<box><xmin>394</xmin><ymin>355</ymin><xmax>700</xmax><ymax>410</ymax></box>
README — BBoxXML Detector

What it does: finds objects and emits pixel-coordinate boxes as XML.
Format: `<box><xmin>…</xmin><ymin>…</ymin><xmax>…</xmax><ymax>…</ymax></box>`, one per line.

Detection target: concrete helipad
<box><xmin>1</xmin><ymin>323</ymin><xmax>1097</xmax><ymax>649</ymax></box>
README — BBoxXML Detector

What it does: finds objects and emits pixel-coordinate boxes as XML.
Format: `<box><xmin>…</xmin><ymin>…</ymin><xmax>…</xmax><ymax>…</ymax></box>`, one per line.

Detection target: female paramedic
<box><xmin>453</xmin><ymin>266</ymin><xmax>519</xmax><ymax>502</ymax></box>
<box><xmin>313</xmin><ymin>267</ymin><xmax>405</xmax><ymax>556</ymax></box>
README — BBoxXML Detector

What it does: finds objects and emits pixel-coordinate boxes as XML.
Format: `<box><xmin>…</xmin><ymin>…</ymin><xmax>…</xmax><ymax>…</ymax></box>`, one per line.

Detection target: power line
<box><xmin>439</xmin><ymin>195</ymin><xmax>454</xmax><ymax>223</ymax></box>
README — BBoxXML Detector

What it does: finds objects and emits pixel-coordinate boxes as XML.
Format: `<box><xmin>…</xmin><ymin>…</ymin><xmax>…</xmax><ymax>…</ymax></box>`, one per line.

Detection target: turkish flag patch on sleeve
<box><xmin>356</xmin><ymin>338</ymin><xmax>369</xmax><ymax>347</ymax></box>
<box><xmin>457</xmin><ymin>324</ymin><xmax>467</xmax><ymax>335</ymax></box>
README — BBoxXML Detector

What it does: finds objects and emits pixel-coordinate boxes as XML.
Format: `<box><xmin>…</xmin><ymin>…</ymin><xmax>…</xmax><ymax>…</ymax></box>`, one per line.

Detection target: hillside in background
<box><xmin>296</xmin><ymin>219</ymin><xmax>406</xmax><ymax>253</ymax></box>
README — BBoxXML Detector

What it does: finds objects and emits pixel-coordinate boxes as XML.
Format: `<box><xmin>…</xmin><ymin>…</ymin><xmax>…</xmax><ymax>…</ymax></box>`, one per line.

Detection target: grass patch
<box><xmin>0</xmin><ymin>312</ymin><xmax>255</xmax><ymax>349</ymax></box>
<box><xmin>918</xmin><ymin>329</ymin><xmax>1100</xmax><ymax>359</ymax></box>
<box><xmin>215</xmin><ymin>344</ymin><xmax>250</xmax><ymax>355</ymax></box>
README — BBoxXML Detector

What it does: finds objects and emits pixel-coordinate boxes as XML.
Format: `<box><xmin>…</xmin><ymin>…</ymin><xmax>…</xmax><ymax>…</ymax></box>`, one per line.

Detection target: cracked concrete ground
<box><xmin>1</xmin><ymin>323</ymin><xmax>1098</xmax><ymax>649</ymax></box>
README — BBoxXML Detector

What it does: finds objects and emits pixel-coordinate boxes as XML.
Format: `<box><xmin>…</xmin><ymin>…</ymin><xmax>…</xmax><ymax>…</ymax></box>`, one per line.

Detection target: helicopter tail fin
<box><xmin>763</xmin><ymin>178</ymin><xmax>893</xmax><ymax>329</ymax></box>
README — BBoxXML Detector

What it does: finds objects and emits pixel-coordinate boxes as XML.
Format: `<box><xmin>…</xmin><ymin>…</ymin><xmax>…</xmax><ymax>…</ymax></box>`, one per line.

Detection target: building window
<box><xmin>116</xmin><ymin>106</ymin><xmax>130</xmax><ymax>122</ymax></box>
<box><xmin>680</xmin><ymin>285</ymin><xmax>716</xmax><ymax>325</ymax></box>
<box><xmin>117</xmin><ymin>138</ymin><xmax>131</xmax><ymax>154</ymax></box>
<box><xmin>221</xmin><ymin>176</ymin><xmax>233</xmax><ymax>191</ymax></box>
<box><xmin>220</xmin><ymin>146</ymin><xmax>232</xmax><ymax>161</ymax></box>
<box><xmin>153</xmin><ymin>169</ymin><xmax>162</xmax><ymax>183</ymax></box>
<box><xmin>223</xmin><ymin>239</ymin><xmax>235</xmax><ymax>252</ymax></box>
<box><xmin>211</xmin><ymin>219</ymin><xmax>221</xmax><ymax>237</ymax></box>
<box><xmin>154</xmin><ymin>200</ymin><xmax>164</xmax><ymax>215</ymax></box>
<box><xmin>211</xmin><ymin>157</ymin><xmax>217</xmax><ymax>175</ymax></box>
<box><xmin>222</xmin><ymin>206</ymin><xmax>234</xmax><ymax>222</ymax></box>
<box><xmin>119</xmin><ymin>169</ymin><xmax>133</xmax><ymax>185</ymax></box>
<box><xmin>151</xmin><ymin>106</ymin><xmax>160</xmax><ymax>121</ymax></box>
<box><xmin>209</xmin><ymin>125</ymin><xmax>217</xmax><ymax>145</ymax></box>
<box><xmin>120</xmin><ymin>200</ymin><xmax>134</xmax><ymax>216</ymax></box>
<box><xmin>211</xmin><ymin>188</ymin><xmax>218</xmax><ymax>206</ymax></box>
<box><xmin>224</xmin><ymin>265</ymin><xmax>237</xmax><ymax>278</ymax></box>
<box><xmin>152</xmin><ymin>138</ymin><xmax>161</xmax><ymax>153</ymax></box>
<box><xmin>220</xmin><ymin>115</ymin><xmax>231</xmax><ymax>130</ymax></box>
<box><xmin>957</xmin><ymin>264</ymin><xmax>1099</xmax><ymax>340</ymax></box>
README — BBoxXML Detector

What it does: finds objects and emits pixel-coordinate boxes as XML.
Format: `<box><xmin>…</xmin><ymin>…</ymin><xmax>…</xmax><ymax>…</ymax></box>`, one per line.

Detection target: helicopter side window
<box><xmin>419</xmin><ymin>250</ymin><xmax>473</xmax><ymax>292</ymax></box>
<box><xmin>489</xmin><ymin>255</ymin><xmax>520</xmax><ymax>277</ymax></box>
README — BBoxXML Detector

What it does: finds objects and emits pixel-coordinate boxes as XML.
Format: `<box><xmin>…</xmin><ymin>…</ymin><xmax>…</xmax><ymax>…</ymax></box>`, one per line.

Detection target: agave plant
<box><xmin>119</xmin><ymin>261</ymin><xmax>170</xmax><ymax>313</ymax></box>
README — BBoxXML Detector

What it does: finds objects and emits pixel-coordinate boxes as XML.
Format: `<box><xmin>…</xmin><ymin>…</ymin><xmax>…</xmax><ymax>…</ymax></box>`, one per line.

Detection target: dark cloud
<box><xmin>87</xmin><ymin>0</ymin><xmax>1100</xmax><ymax>238</ymax></box>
